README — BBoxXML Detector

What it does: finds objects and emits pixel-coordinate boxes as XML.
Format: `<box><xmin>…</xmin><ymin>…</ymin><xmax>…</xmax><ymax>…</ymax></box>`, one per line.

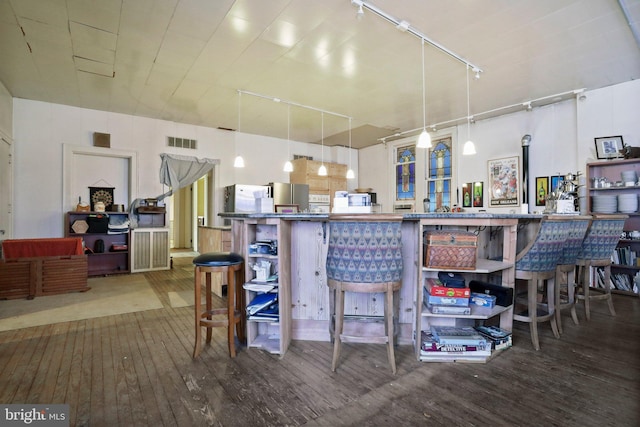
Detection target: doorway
<box><xmin>169</xmin><ymin>172</ymin><xmax>212</xmax><ymax>252</ymax></box>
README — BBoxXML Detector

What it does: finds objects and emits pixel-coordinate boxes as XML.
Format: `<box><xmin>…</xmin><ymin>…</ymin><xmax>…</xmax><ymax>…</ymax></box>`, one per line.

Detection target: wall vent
<box><xmin>293</xmin><ymin>154</ymin><xmax>313</xmax><ymax>160</ymax></box>
<box><xmin>168</xmin><ymin>136</ymin><xmax>197</xmax><ymax>149</ymax></box>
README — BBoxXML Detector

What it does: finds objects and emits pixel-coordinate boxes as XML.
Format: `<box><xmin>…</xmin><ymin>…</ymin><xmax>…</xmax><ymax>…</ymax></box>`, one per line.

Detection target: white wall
<box><xmin>12</xmin><ymin>99</ymin><xmax>358</xmax><ymax>237</ymax></box>
<box><xmin>359</xmin><ymin>79</ymin><xmax>640</xmax><ymax>214</ymax></box>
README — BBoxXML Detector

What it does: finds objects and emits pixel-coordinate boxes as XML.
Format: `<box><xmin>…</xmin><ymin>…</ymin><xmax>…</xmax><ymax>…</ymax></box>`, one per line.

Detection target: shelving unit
<box><xmin>587</xmin><ymin>158</ymin><xmax>640</xmax><ymax>297</ymax></box>
<box><xmin>242</xmin><ymin>218</ymin><xmax>291</xmax><ymax>356</ymax></box>
<box><xmin>415</xmin><ymin>217</ymin><xmax>518</xmax><ymax>362</ymax></box>
<box><xmin>66</xmin><ymin>211</ymin><xmax>130</xmax><ymax>276</ymax></box>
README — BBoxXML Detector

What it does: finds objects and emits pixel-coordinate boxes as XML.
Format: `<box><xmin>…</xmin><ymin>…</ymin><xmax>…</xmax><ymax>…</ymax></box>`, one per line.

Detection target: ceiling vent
<box><xmin>168</xmin><ymin>136</ymin><xmax>197</xmax><ymax>149</ymax></box>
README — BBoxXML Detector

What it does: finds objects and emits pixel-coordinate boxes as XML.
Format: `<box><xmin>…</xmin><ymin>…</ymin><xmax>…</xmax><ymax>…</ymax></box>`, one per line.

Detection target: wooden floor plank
<box><xmin>0</xmin><ymin>256</ymin><xmax>638</xmax><ymax>427</ymax></box>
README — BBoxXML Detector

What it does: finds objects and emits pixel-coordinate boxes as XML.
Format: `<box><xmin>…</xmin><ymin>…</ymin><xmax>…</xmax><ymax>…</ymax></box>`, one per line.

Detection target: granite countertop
<box><xmin>219</xmin><ymin>212</ymin><xmax>544</xmax><ymax>220</ymax></box>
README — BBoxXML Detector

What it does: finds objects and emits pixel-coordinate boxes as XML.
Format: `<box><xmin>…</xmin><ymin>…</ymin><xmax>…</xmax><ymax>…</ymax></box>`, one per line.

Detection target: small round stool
<box><xmin>193</xmin><ymin>252</ymin><xmax>246</xmax><ymax>358</ymax></box>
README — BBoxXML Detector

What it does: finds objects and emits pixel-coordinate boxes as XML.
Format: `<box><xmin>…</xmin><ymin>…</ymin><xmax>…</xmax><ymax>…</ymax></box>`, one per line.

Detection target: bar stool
<box><xmin>575</xmin><ymin>214</ymin><xmax>627</xmax><ymax>320</ymax></box>
<box><xmin>326</xmin><ymin>214</ymin><xmax>403</xmax><ymax>374</ymax></box>
<box><xmin>514</xmin><ymin>215</ymin><xmax>570</xmax><ymax>350</ymax></box>
<box><xmin>555</xmin><ymin>216</ymin><xmax>591</xmax><ymax>334</ymax></box>
<box><xmin>193</xmin><ymin>252</ymin><xmax>246</xmax><ymax>358</ymax></box>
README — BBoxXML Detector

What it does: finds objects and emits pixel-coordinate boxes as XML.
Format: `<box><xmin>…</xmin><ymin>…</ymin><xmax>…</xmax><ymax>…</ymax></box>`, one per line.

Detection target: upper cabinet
<box><xmin>289</xmin><ymin>158</ymin><xmax>347</xmax><ymax>210</ymax></box>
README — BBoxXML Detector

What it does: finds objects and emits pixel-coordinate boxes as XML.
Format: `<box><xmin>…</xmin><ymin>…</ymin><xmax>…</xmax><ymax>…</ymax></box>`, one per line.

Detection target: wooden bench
<box><xmin>0</xmin><ymin>237</ymin><xmax>89</xmax><ymax>299</ymax></box>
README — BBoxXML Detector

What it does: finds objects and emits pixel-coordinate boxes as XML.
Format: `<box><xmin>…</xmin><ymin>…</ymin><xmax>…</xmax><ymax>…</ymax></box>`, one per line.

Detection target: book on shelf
<box><xmin>246</xmin><ymin>292</ymin><xmax>278</xmax><ymax>315</ymax></box>
<box><xmin>421</xmin><ymin>331</ymin><xmax>490</xmax><ymax>355</ymax></box>
<box><xmin>248</xmin><ymin>302</ymin><xmax>279</xmax><ymax>321</ymax></box>
<box><xmin>474</xmin><ymin>325</ymin><xmax>513</xmax><ymax>350</ymax></box>
<box><xmin>427</xmin><ymin>304</ymin><xmax>471</xmax><ymax>315</ymax></box>
<box><xmin>430</xmin><ymin>326</ymin><xmax>488</xmax><ymax>346</ymax></box>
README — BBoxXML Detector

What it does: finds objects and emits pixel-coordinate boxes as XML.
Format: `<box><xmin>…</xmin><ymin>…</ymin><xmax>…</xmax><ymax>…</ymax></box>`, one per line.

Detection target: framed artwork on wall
<box><xmin>535</xmin><ymin>177</ymin><xmax>549</xmax><ymax>207</ymax></box>
<box><xmin>594</xmin><ymin>136</ymin><xmax>625</xmax><ymax>159</ymax></box>
<box><xmin>462</xmin><ymin>183</ymin><xmax>473</xmax><ymax>208</ymax></box>
<box><xmin>473</xmin><ymin>182</ymin><xmax>483</xmax><ymax>207</ymax></box>
<box><xmin>550</xmin><ymin>175</ymin><xmax>563</xmax><ymax>193</ymax></box>
<box><xmin>488</xmin><ymin>157</ymin><xmax>520</xmax><ymax>207</ymax></box>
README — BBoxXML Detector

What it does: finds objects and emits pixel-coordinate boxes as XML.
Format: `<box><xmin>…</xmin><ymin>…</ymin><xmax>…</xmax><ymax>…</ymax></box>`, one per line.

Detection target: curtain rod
<box><xmin>237</xmin><ymin>89</ymin><xmax>352</xmax><ymax>120</ymax></box>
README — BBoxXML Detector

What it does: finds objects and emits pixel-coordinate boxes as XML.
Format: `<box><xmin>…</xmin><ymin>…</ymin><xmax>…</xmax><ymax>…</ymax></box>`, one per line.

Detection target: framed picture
<box><xmin>535</xmin><ymin>177</ymin><xmax>549</xmax><ymax>206</ymax></box>
<box><xmin>462</xmin><ymin>183</ymin><xmax>473</xmax><ymax>208</ymax></box>
<box><xmin>275</xmin><ymin>204</ymin><xmax>299</xmax><ymax>214</ymax></box>
<box><xmin>473</xmin><ymin>182</ymin><xmax>483</xmax><ymax>207</ymax></box>
<box><xmin>488</xmin><ymin>156</ymin><xmax>520</xmax><ymax>207</ymax></box>
<box><xmin>595</xmin><ymin>136</ymin><xmax>625</xmax><ymax>159</ymax></box>
<box><xmin>550</xmin><ymin>175</ymin><xmax>563</xmax><ymax>193</ymax></box>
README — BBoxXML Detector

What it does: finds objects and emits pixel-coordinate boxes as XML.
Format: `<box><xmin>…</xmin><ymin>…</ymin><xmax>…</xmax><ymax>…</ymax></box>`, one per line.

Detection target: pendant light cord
<box><xmin>466</xmin><ymin>65</ymin><xmax>471</xmax><ymax>140</ymax></box>
<box><xmin>422</xmin><ymin>38</ymin><xmax>426</xmax><ymax>132</ymax></box>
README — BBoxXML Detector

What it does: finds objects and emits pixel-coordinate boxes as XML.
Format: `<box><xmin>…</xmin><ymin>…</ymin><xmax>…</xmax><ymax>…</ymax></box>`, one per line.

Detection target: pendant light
<box><xmin>346</xmin><ymin>117</ymin><xmax>355</xmax><ymax>179</ymax></box>
<box><xmin>234</xmin><ymin>91</ymin><xmax>245</xmax><ymax>167</ymax></box>
<box><xmin>283</xmin><ymin>104</ymin><xmax>293</xmax><ymax>172</ymax></box>
<box><xmin>417</xmin><ymin>38</ymin><xmax>432</xmax><ymax>149</ymax></box>
<box><xmin>318</xmin><ymin>112</ymin><xmax>327</xmax><ymax>176</ymax></box>
<box><xmin>463</xmin><ymin>64</ymin><xmax>477</xmax><ymax>155</ymax></box>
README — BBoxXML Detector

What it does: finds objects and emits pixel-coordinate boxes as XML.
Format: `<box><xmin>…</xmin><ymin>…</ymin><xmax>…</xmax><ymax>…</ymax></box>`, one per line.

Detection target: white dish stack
<box><xmin>592</xmin><ymin>194</ymin><xmax>618</xmax><ymax>213</ymax></box>
<box><xmin>617</xmin><ymin>194</ymin><xmax>638</xmax><ymax>213</ymax></box>
<box><xmin>621</xmin><ymin>170</ymin><xmax>638</xmax><ymax>186</ymax></box>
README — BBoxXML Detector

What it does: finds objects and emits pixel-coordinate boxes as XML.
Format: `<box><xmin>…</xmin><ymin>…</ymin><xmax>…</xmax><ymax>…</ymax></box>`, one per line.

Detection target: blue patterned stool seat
<box><xmin>326</xmin><ymin>214</ymin><xmax>403</xmax><ymax>374</ymax></box>
<box><xmin>555</xmin><ymin>216</ymin><xmax>591</xmax><ymax>334</ymax></box>
<box><xmin>193</xmin><ymin>252</ymin><xmax>245</xmax><ymax>358</ymax></box>
<box><xmin>574</xmin><ymin>215</ymin><xmax>627</xmax><ymax>320</ymax></box>
<box><xmin>514</xmin><ymin>216</ymin><xmax>571</xmax><ymax>350</ymax></box>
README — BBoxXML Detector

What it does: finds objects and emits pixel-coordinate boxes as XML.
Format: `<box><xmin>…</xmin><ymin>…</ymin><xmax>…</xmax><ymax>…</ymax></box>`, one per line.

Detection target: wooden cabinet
<box><xmin>130</xmin><ymin>228</ymin><xmax>170</xmax><ymax>273</ymax></box>
<box><xmin>289</xmin><ymin>158</ymin><xmax>347</xmax><ymax>210</ymax></box>
<box><xmin>66</xmin><ymin>211</ymin><xmax>130</xmax><ymax>276</ymax></box>
<box><xmin>415</xmin><ymin>217</ymin><xmax>518</xmax><ymax>362</ymax></box>
<box><xmin>587</xmin><ymin>158</ymin><xmax>640</xmax><ymax>296</ymax></box>
<box><xmin>242</xmin><ymin>218</ymin><xmax>291</xmax><ymax>356</ymax></box>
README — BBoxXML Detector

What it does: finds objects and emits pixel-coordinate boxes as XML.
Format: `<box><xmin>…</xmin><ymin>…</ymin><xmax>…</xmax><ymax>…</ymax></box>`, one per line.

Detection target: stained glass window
<box><xmin>395</xmin><ymin>145</ymin><xmax>415</xmax><ymax>200</ymax></box>
<box><xmin>426</xmin><ymin>137</ymin><xmax>452</xmax><ymax>212</ymax></box>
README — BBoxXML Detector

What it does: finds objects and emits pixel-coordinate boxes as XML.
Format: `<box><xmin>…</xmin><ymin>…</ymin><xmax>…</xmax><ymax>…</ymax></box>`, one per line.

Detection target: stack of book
<box><xmin>473</xmin><ymin>325</ymin><xmax>512</xmax><ymax>350</ymax></box>
<box><xmin>246</xmin><ymin>292</ymin><xmax>278</xmax><ymax>321</ymax></box>
<box><xmin>420</xmin><ymin>326</ymin><xmax>490</xmax><ymax>362</ymax></box>
<box><xmin>423</xmin><ymin>278</ymin><xmax>471</xmax><ymax>315</ymax></box>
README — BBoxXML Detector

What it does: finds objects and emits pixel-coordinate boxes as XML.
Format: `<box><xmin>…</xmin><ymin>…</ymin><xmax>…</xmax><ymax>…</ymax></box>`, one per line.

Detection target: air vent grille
<box><xmin>168</xmin><ymin>136</ymin><xmax>197</xmax><ymax>149</ymax></box>
<box><xmin>293</xmin><ymin>155</ymin><xmax>313</xmax><ymax>160</ymax></box>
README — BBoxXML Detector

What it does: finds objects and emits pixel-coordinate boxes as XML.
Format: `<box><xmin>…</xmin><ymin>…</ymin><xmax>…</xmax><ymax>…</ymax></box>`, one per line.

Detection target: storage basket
<box><xmin>424</xmin><ymin>230</ymin><xmax>477</xmax><ymax>270</ymax></box>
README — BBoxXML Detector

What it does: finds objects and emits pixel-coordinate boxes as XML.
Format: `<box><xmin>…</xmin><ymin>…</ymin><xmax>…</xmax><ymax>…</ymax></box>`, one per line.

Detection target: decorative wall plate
<box><xmin>89</xmin><ymin>186</ymin><xmax>114</xmax><ymax>211</ymax></box>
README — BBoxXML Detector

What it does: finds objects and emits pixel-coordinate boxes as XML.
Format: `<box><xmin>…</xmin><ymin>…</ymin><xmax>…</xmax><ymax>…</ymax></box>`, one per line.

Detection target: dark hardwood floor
<box><xmin>1</xmin><ymin>256</ymin><xmax>638</xmax><ymax>426</ymax></box>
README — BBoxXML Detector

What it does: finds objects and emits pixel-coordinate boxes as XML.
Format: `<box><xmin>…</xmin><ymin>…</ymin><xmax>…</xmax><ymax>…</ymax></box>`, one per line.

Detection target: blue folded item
<box><xmin>247</xmin><ymin>292</ymin><xmax>278</xmax><ymax>315</ymax></box>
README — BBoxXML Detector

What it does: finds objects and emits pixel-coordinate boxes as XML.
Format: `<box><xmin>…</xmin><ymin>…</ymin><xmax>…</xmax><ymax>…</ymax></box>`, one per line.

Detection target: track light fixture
<box><xmin>283</xmin><ymin>104</ymin><xmax>293</xmax><ymax>172</ymax></box>
<box><xmin>318</xmin><ymin>112</ymin><xmax>327</xmax><ymax>176</ymax></box>
<box><xmin>234</xmin><ymin>91</ymin><xmax>245</xmax><ymax>168</ymax></box>
<box><xmin>346</xmin><ymin>118</ymin><xmax>355</xmax><ymax>179</ymax></box>
<box><xmin>463</xmin><ymin>65</ymin><xmax>477</xmax><ymax>156</ymax></box>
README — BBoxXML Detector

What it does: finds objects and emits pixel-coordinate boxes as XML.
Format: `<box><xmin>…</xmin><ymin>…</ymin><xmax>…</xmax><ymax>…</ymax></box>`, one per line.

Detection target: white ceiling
<box><xmin>1</xmin><ymin>0</ymin><xmax>639</xmax><ymax>149</ymax></box>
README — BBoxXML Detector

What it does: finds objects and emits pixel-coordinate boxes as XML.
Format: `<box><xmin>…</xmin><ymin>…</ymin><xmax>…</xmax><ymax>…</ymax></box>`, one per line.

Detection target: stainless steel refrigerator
<box><xmin>268</xmin><ymin>182</ymin><xmax>309</xmax><ymax>212</ymax></box>
<box><xmin>223</xmin><ymin>184</ymin><xmax>270</xmax><ymax>213</ymax></box>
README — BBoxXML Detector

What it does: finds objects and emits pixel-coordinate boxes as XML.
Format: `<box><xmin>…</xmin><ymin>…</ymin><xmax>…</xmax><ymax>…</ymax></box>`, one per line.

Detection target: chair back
<box><xmin>558</xmin><ymin>216</ymin><xmax>592</xmax><ymax>265</ymax></box>
<box><xmin>515</xmin><ymin>216</ymin><xmax>571</xmax><ymax>272</ymax></box>
<box><xmin>326</xmin><ymin>214</ymin><xmax>403</xmax><ymax>284</ymax></box>
<box><xmin>576</xmin><ymin>215</ymin><xmax>627</xmax><ymax>262</ymax></box>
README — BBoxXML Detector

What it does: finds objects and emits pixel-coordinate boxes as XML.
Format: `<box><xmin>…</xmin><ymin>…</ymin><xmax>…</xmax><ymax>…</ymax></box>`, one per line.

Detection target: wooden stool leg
<box><xmin>193</xmin><ymin>266</ymin><xmax>203</xmax><ymax>358</ymax></box>
<box><xmin>568</xmin><ymin>268</ymin><xmax>579</xmax><ymax>326</ymax></box>
<box><xmin>548</xmin><ymin>277</ymin><xmax>560</xmax><ymax>339</ymax></box>
<box><xmin>205</xmin><ymin>272</ymin><xmax>213</xmax><ymax>344</ymax></box>
<box><xmin>555</xmin><ymin>269</ymin><xmax>565</xmax><ymax>335</ymax></box>
<box><xmin>226</xmin><ymin>267</ymin><xmax>236</xmax><ymax>358</ymax></box>
<box><xmin>529</xmin><ymin>279</ymin><xmax>540</xmax><ymax>351</ymax></box>
<box><xmin>603</xmin><ymin>265</ymin><xmax>616</xmax><ymax>316</ymax></box>
<box><xmin>385</xmin><ymin>284</ymin><xmax>396</xmax><ymax>374</ymax></box>
<box><xmin>235</xmin><ymin>266</ymin><xmax>246</xmax><ymax>344</ymax></box>
<box><xmin>583</xmin><ymin>265</ymin><xmax>591</xmax><ymax>321</ymax></box>
<box><xmin>332</xmin><ymin>285</ymin><xmax>345</xmax><ymax>372</ymax></box>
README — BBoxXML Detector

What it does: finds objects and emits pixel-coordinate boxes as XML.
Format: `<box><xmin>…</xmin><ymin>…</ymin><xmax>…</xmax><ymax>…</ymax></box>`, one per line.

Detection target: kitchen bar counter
<box><xmin>220</xmin><ymin>212</ymin><xmax>538</xmax><ymax>357</ymax></box>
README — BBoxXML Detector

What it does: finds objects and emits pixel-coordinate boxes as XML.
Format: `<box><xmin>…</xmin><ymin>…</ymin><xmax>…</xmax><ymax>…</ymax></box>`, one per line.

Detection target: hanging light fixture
<box><xmin>462</xmin><ymin>65</ymin><xmax>477</xmax><ymax>155</ymax></box>
<box><xmin>417</xmin><ymin>38</ymin><xmax>432</xmax><ymax>149</ymax></box>
<box><xmin>318</xmin><ymin>112</ymin><xmax>328</xmax><ymax>176</ymax></box>
<box><xmin>234</xmin><ymin>91</ymin><xmax>245</xmax><ymax>167</ymax></box>
<box><xmin>283</xmin><ymin>104</ymin><xmax>293</xmax><ymax>172</ymax></box>
<box><xmin>346</xmin><ymin>117</ymin><xmax>355</xmax><ymax>179</ymax></box>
